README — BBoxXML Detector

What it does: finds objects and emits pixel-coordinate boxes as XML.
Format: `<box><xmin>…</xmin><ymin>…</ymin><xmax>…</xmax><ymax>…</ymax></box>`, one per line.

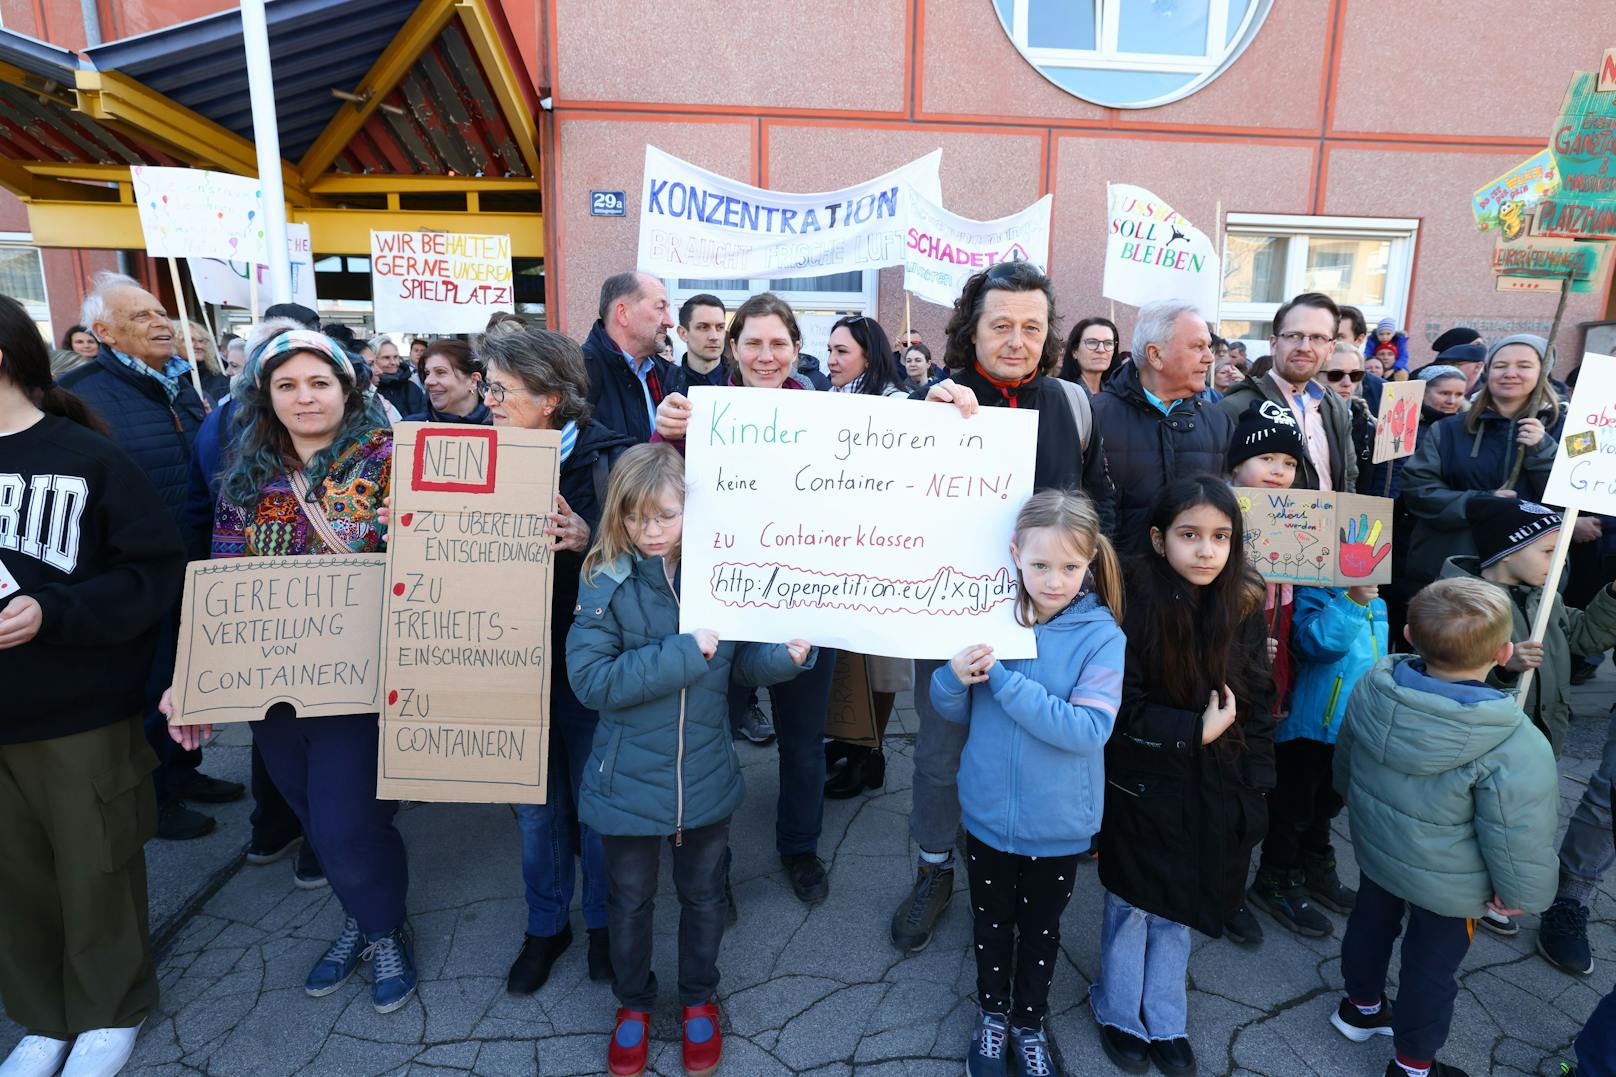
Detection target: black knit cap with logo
<box><xmin>1466</xmin><ymin>495</ymin><xmax>1562</xmax><ymax>568</ymax></box>
<box><xmin>1228</xmin><ymin>399</ymin><xmax>1308</xmax><ymax>472</ymax></box>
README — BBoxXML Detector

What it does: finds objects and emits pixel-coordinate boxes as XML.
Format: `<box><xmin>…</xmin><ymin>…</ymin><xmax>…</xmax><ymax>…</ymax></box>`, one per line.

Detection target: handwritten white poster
<box><xmin>680</xmin><ymin>387</ymin><xmax>1038</xmax><ymax>659</ymax></box>
<box><xmin>130</xmin><ymin>165</ymin><xmax>269</xmax><ymax>262</ymax></box>
<box><xmin>190</xmin><ymin>222</ymin><xmax>317</xmax><ymax>309</ymax></box>
<box><xmin>370</xmin><ymin>230</ymin><xmax>513</xmax><ymax>333</ymax></box>
<box><xmin>1544</xmin><ymin>352</ymin><xmax>1616</xmax><ymax>515</ymax></box>
<box><xmin>1102</xmin><ymin>183</ymin><xmax>1220</xmax><ymax>322</ymax></box>
<box><xmin>904</xmin><ymin>191</ymin><xmax>1053</xmax><ymax>308</ymax></box>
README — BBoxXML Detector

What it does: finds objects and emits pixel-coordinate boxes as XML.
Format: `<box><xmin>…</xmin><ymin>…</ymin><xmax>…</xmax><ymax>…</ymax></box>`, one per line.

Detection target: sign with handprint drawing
<box><xmin>1234</xmin><ymin>489</ymin><xmax>1394</xmax><ymax>587</ymax></box>
<box><xmin>1371</xmin><ymin>380</ymin><xmax>1425</xmax><ymax>464</ymax></box>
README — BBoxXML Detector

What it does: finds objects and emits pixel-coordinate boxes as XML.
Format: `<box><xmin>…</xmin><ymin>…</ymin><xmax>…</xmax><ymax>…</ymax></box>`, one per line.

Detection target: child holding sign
<box><xmin>566</xmin><ymin>444</ymin><xmax>814</xmax><ymax>1077</ymax></box>
<box><xmin>930</xmin><ymin>490</ymin><xmax>1125</xmax><ymax>1077</ymax></box>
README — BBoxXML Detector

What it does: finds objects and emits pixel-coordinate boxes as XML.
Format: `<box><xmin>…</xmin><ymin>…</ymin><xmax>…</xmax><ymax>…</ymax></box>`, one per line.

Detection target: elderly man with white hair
<box><xmin>57</xmin><ymin>271</ymin><xmax>243</xmax><ymax>842</ymax></box>
<box><xmin>1090</xmin><ymin>298</ymin><xmax>1236</xmax><ymax>557</ymax></box>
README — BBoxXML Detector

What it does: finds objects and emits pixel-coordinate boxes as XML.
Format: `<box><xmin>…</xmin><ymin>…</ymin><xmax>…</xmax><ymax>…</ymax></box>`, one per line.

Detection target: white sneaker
<box><xmin>61</xmin><ymin>1022</ymin><xmax>143</xmax><ymax>1077</ymax></box>
<box><xmin>0</xmin><ymin>1036</ymin><xmax>72</xmax><ymax>1077</ymax></box>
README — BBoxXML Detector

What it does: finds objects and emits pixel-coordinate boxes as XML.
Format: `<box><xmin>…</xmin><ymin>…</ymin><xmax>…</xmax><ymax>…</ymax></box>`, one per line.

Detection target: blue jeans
<box><xmin>1577</xmin><ymin>986</ymin><xmax>1616</xmax><ymax>1077</ymax></box>
<box><xmin>1089</xmin><ymin>890</ymin><xmax>1191</xmax><ymax>1040</ymax></box>
<box><xmin>1557</xmin><ymin>713</ymin><xmax>1616</xmax><ymax>906</ymax></box>
<box><xmin>766</xmin><ymin>651</ymin><xmax>837</xmax><ymax>856</ymax></box>
<box><xmin>515</xmin><ymin>681</ymin><xmax>607</xmax><ymax>936</ymax></box>
<box><xmin>910</xmin><ymin>657</ymin><xmax>967</xmax><ymax>853</ymax></box>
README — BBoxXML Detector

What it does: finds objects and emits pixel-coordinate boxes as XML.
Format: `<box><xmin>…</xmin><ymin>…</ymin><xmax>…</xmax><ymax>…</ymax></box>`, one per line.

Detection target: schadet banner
<box><xmin>370</xmin><ymin>230</ymin><xmax>513</xmax><ymax>334</ymax></box>
<box><xmin>903</xmin><ymin>191</ymin><xmax>1052</xmax><ymax>308</ymax></box>
<box><xmin>1544</xmin><ymin>352</ymin><xmax>1616</xmax><ymax>515</ymax></box>
<box><xmin>1102</xmin><ymin>183</ymin><xmax>1221</xmax><ymax>321</ymax></box>
<box><xmin>130</xmin><ymin>166</ymin><xmax>269</xmax><ymax>263</ymax></box>
<box><xmin>679</xmin><ymin>387</ymin><xmax>1038</xmax><ymax>660</ymax></box>
<box><xmin>636</xmin><ymin>146</ymin><xmax>943</xmax><ymax>279</ymax></box>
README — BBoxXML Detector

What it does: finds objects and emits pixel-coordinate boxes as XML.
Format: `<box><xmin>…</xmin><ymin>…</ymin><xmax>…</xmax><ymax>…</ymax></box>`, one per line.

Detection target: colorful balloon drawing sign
<box><xmin>1233</xmin><ymin>488</ymin><xmax>1395</xmax><ymax>587</ymax></box>
<box><xmin>129</xmin><ymin>166</ymin><xmax>269</xmax><ymax>262</ymax></box>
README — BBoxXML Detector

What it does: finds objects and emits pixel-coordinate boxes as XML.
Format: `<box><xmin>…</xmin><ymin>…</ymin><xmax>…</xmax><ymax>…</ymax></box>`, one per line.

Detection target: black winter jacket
<box><xmin>57</xmin><ymin>346</ymin><xmax>207</xmax><ymax>525</ymax></box>
<box><xmin>582</xmin><ymin>320</ymin><xmax>676</xmax><ymax>444</ymax></box>
<box><xmin>554</xmin><ymin>419</ymin><xmax>634</xmax><ymax>676</ymax></box>
<box><xmin>1098</xmin><ymin>572</ymin><xmax>1276</xmax><ymax>937</ymax></box>
<box><xmin>377</xmin><ymin>364</ymin><xmax>427</xmax><ymax>418</ymax></box>
<box><xmin>1091</xmin><ymin>362</ymin><xmax>1234</xmax><ymax>557</ymax></box>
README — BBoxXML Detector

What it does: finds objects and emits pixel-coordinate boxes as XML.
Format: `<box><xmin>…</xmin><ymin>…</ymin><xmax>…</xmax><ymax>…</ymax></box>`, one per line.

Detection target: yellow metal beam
<box><xmin>22</xmin><ymin>162</ymin><xmax>130</xmax><ymax>181</ymax></box>
<box><xmin>27</xmin><ymin>199</ymin><xmax>545</xmax><ymax>258</ymax></box>
<box><xmin>296</xmin><ymin>0</ymin><xmax>459</xmax><ymax>186</ymax></box>
<box><xmin>454</xmin><ymin>0</ymin><xmax>543</xmax><ymax>182</ymax></box>
<box><xmin>73</xmin><ymin>70</ymin><xmax>310</xmax><ymax>203</ymax></box>
<box><xmin>0</xmin><ymin>156</ymin><xmax>39</xmax><ymax>199</ymax></box>
<box><xmin>309</xmin><ymin>173</ymin><xmax>539</xmax><ymax>194</ymax></box>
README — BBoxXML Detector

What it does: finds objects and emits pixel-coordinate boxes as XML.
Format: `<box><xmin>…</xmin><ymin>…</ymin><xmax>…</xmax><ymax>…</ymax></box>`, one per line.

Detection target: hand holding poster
<box><xmin>1543</xmin><ymin>352</ymin><xmax>1616</xmax><ymax>514</ymax></box>
<box><xmin>1372</xmin><ymin>379</ymin><xmax>1425</xmax><ymax>464</ymax></box>
<box><xmin>903</xmin><ymin>191</ymin><xmax>1052</xmax><ymax>308</ymax></box>
<box><xmin>370</xmin><ymin>230</ymin><xmax>513</xmax><ymax>333</ymax></box>
<box><xmin>1103</xmin><ymin>184</ymin><xmax>1221</xmax><ymax>321</ymax></box>
<box><xmin>379</xmin><ymin>423</ymin><xmax>560</xmax><ymax>803</ymax></box>
<box><xmin>1233</xmin><ymin>488</ymin><xmax>1394</xmax><ymax>587</ymax></box>
<box><xmin>680</xmin><ymin>387</ymin><xmax>1037</xmax><ymax>659</ymax></box>
<box><xmin>636</xmin><ymin>145</ymin><xmax>943</xmax><ymax>279</ymax></box>
<box><xmin>130</xmin><ymin>166</ymin><xmax>269</xmax><ymax>262</ymax></box>
<box><xmin>168</xmin><ymin>555</ymin><xmax>386</xmax><ymax>725</ymax></box>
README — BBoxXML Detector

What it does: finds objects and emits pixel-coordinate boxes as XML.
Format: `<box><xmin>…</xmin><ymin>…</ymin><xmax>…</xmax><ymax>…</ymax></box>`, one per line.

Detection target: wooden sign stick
<box><xmin>166</xmin><ymin>256</ymin><xmax>211</xmax><ymax>412</ymax></box>
<box><xmin>1516</xmin><ymin>507</ymin><xmax>1579</xmax><ymax>705</ymax></box>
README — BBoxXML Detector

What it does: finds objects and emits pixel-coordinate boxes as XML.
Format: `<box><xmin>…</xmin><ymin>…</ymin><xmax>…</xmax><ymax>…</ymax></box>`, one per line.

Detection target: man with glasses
<box><xmin>1217</xmin><ymin>292</ymin><xmax>1359</xmax><ymax>493</ymax></box>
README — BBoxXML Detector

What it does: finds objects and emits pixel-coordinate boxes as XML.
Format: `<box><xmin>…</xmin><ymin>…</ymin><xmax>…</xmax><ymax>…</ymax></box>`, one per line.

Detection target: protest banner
<box><xmin>1372</xmin><ymin>379</ymin><xmax>1425</xmax><ymax>465</ymax></box>
<box><xmin>168</xmin><ymin>555</ymin><xmax>386</xmax><ymax>725</ymax></box>
<box><xmin>824</xmin><ymin>652</ymin><xmax>880</xmax><ymax>748</ymax></box>
<box><xmin>1233</xmin><ymin>489</ymin><xmax>1394</xmax><ymax>587</ymax></box>
<box><xmin>370</xmin><ymin>230</ymin><xmax>514</xmax><ymax>334</ymax></box>
<box><xmin>635</xmin><ymin>145</ymin><xmax>943</xmax><ymax>279</ymax></box>
<box><xmin>378</xmin><ymin>423</ymin><xmax>559</xmax><ymax>803</ymax></box>
<box><xmin>1491</xmin><ymin>231</ymin><xmax>1611</xmax><ymax>294</ymax></box>
<box><xmin>680</xmin><ymin>387</ymin><xmax>1038</xmax><ymax>660</ymax></box>
<box><xmin>130</xmin><ymin>166</ymin><xmax>269</xmax><ymax>263</ymax></box>
<box><xmin>903</xmin><ymin>191</ymin><xmax>1053</xmax><ymax>308</ymax></box>
<box><xmin>1536</xmin><ymin>67</ymin><xmax>1616</xmax><ymax>239</ymax></box>
<box><xmin>1544</xmin><ymin>352</ymin><xmax>1616</xmax><ymax>515</ymax></box>
<box><xmin>1472</xmin><ymin>149</ymin><xmax>1560</xmax><ymax>232</ymax></box>
<box><xmin>1103</xmin><ymin>184</ymin><xmax>1221</xmax><ymax>321</ymax></box>
<box><xmin>191</xmin><ymin>222</ymin><xmax>317</xmax><ymax>310</ymax></box>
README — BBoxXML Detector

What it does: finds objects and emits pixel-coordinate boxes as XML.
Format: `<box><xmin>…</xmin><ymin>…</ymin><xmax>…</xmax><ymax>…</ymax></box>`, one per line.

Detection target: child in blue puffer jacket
<box><xmin>932</xmin><ymin>490</ymin><xmax>1126</xmax><ymax>1077</ymax></box>
<box><xmin>1250</xmin><ymin>583</ymin><xmax>1387</xmax><ymax>939</ymax></box>
<box><xmin>566</xmin><ymin>443</ymin><xmax>813</xmax><ymax>1077</ymax></box>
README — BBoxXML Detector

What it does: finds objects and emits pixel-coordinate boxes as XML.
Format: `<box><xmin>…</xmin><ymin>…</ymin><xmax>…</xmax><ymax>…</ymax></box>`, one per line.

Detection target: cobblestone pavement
<box><xmin>4</xmin><ymin>672</ymin><xmax>1613</xmax><ymax>1076</ymax></box>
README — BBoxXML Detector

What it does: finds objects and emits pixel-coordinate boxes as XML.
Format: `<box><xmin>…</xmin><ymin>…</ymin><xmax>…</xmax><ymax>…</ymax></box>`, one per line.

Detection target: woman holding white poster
<box><xmin>159</xmin><ymin>330</ymin><xmax>417</xmax><ymax>1016</ymax></box>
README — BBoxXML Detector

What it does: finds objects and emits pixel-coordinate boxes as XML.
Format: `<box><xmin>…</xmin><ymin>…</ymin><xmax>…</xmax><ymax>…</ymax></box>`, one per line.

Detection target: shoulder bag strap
<box><xmin>285</xmin><ymin>469</ymin><xmax>351</xmax><ymax>555</ymax></box>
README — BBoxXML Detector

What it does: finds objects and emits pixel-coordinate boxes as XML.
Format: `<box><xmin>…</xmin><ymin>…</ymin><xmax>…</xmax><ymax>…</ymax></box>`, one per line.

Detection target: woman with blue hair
<box><xmin>161</xmin><ymin>329</ymin><xmax>417</xmax><ymax>1015</ymax></box>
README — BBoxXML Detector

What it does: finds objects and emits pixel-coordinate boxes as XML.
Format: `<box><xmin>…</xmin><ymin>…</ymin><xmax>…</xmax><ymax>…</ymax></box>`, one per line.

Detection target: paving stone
<box><xmin>416</xmin><ymin>1041</ymin><xmax>479</xmax><ymax>1068</ymax></box>
<box><xmin>472</xmin><ymin>1039</ymin><xmax>537</xmax><ymax>1076</ymax></box>
<box><xmin>772</xmin><ymin>981</ymin><xmax>888</xmax><ymax>1070</ymax></box>
<box><xmin>310</xmin><ymin>1032</ymin><xmax>420</xmax><ymax>1075</ymax></box>
<box><xmin>419</xmin><ymin>976</ymin><xmax>501</xmax><ymax>1043</ymax></box>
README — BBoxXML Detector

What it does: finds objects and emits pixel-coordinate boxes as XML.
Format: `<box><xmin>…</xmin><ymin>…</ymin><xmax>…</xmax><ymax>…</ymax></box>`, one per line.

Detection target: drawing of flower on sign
<box><xmin>129</xmin><ymin>166</ymin><xmax>269</xmax><ymax>262</ymax></box>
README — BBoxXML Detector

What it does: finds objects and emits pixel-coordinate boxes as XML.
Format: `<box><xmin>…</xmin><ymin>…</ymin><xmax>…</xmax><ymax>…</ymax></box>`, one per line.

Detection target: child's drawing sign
<box><xmin>1234</xmin><ymin>488</ymin><xmax>1394</xmax><ymax>587</ymax></box>
<box><xmin>1372</xmin><ymin>380</ymin><xmax>1425</xmax><ymax>464</ymax></box>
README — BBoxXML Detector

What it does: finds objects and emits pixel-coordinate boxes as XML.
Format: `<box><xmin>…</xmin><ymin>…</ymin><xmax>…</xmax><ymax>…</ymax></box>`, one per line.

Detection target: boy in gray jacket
<box><xmin>1330</xmin><ymin>577</ymin><xmax>1559</xmax><ymax>1077</ymax></box>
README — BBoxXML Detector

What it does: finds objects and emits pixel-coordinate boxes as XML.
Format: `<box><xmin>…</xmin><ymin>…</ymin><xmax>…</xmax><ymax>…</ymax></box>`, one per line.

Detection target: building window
<box><xmin>1219</xmin><ymin>213</ymin><xmax>1419</xmax><ymax>348</ymax></box>
<box><xmin>0</xmin><ymin>238</ymin><xmax>52</xmax><ymax>340</ymax></box>
<box><xmin>994</xmin><ymin>0</ymin><xmax>1273</xmax><ymax>109</ymax></box>
<box><xmin>665</xmin><ymin>271</ymin><xmax>879</xmax><ymax>361</ymax></box>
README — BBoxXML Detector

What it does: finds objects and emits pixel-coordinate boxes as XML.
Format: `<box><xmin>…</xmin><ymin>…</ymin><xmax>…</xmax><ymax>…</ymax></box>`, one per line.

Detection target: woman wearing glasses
<box><xmin>1059</xmin><ymin>316</ymin><xmax>1121</xmax><ymax>397</ymax></box>
<box><xmin>473</xmin><ymin>328</ymin><xmax>634</xmax><ymax>997</ymax></box>
<box><xmin>1318</xmin><ymin>342</ymin><xmax>1377</xmax><ymax>494</ymax></box>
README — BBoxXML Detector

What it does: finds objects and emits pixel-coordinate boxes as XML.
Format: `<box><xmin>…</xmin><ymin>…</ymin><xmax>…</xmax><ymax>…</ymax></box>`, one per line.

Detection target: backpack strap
<box><xmin>1049</xmin><ymin>376</ymin><xmax>1093</xmax><ymax>453</ymax></box>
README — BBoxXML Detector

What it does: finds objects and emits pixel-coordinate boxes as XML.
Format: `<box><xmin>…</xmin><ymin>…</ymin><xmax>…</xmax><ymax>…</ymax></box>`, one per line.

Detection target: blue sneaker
<box><xmin>365</xmin><ymin>925</ymin><xmax>418</xmax><ymax>1013</ymax></box>
<box><xmin>967</xmin><ymin>1010</ymin><xmax>1009</xmax><ymax>1077</ymax></box>
<box><xmin>305</xmin><ymin>917</ymin><xmax>363</xmax><ymax>997</ymax></box>
<box><xmin>1010</xmin><ymin>1024</ymin><xmax>1055</xmax><ymax>1077</ymax></box>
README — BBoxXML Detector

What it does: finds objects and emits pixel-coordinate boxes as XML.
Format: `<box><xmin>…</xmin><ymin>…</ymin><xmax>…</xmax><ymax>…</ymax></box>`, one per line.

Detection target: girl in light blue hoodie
<box><xmin>932</xmin><ymin>490</ymin><xmax>1127</xmax><ymax>1077</ymax></box>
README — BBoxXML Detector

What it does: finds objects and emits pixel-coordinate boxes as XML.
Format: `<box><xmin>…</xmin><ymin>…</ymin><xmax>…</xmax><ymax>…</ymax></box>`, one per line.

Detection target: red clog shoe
<box><xmin>608</xmin><ymin>1007</ymin><xmax>650</xmax><ymax>1077</ymax></box>
<box><xmin>682</xmin><ymin>1001</ymin><xmax>723</xmax><ymax>1076</ymax></box>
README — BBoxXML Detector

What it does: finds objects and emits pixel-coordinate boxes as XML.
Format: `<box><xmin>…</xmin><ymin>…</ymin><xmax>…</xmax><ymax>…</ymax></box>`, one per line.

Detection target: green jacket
<box><xmin>1333</xmin><ymin>655</ymin><xmax>1559</xmax><ymax>918</ymax></box>
<box><xmin>1439</xmin><ymin>556</ymin><xmax>1616</xmax><ymax>757</ymax></box>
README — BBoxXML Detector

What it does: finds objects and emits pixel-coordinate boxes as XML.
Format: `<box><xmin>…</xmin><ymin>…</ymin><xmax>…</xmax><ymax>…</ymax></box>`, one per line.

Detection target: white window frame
<box><xmin>0</xmin><ymin>233</ymin><xmax>53</xmax><ymax>342</ymax></box>
<box><xmin>1219</xmin><ymin>213</ymin><xmax>1420</xmax><ymax>348</ymax></box>
<box><xmin>662</xmin><ymin>272</ymin><xmax>880</xmax><ymax>361</ymax></box>
<box><xmin>1011</xmin><ymin>0</ymin><xmax>1258</xmax><ymax>76</ymax></box>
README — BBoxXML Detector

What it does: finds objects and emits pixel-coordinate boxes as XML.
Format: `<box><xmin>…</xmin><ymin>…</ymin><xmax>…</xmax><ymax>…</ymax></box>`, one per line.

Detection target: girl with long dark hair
<box><xmin>1090</xmin><ymin>477</ymin><xmax>1276</xmax><ymax>1075</ymax></box>
<box><xmin>0</xmin><ymin>293</ymin><xmax>186</xmax><ymax>1077</ymax></box>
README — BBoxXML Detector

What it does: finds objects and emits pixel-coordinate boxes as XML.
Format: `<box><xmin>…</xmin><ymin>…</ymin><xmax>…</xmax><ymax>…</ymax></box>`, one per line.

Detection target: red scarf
<box><xmin>973</xmin><ymin>361</ymin><xmax>1038</xmax><ymax>408</ymax></box>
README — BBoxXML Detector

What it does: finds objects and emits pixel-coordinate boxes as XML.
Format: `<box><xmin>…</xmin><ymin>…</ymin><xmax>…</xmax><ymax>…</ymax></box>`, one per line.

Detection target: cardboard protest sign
<box><xmin>370</xmin><ymin>230</ymin><xmax>513</xmax><ymax>333</ymax></box>
<box><xmin>1543</xmin><ymin>352</ymin><xmax>1616</xmax><ymax>515</ymax></box>
<box><xmin>169</xmin><ymin>555</ymin><xmax>385</xmax><ymax>725</ymax></box>
<box><xmin>1103</xmin><ymin>184</ymin><xmax>1220</xmax><ymax>322</ymax></box>
<box><xmin>1492</xmin><ymin>231</ymin><xmax>1611</xmax><ymax>294</ymax></box>
<box><xmin>378</xmin><ymin>423</ymin><xmax>560</xmax><ymax>803</ymax></box>
<box><xmin>130</xmin><ymin>166</ymin><xmax>268</xmax><ymax>262</ymax></box>
<box><xmin>636</xmin><ymin>145</ymin><xmax>943</xmax><ymax>279</ymax></box>
<box><xmin>1372</xmin><ymin>380</ymin><xmax>1425</xmax><ymax>464</ymax></box>
<box><xmin>1537</xmin><ymin>68</ymin><xmax>1616</xmax><ymax>239</ymax></box>
<box><xmin>191</xmin><ymin>222</ymin><xmax>317</xmax><ymax>309</ymax></box>
<box><xmin>1234</xmin><ymin>489</ymin><xmax>1394</xmax><ymax>587</ymax></box>
<box><xmin>824</xmin><ymin>652</ymin><xmax>879</xmax><ymax>748</ymax></box>
<box><xmin>904</xmin><ymin>191</ymin><xmax>1052</xmax><ymax>308</ymax></box>
<box><xmin>680</xmin><ymin>387</ymin><xmax>1038</xmax><ymax>660</ymax></box>
<box><xmin>1472</xmin><ymin>149</ymin><xmax>1560</xmax><ymax>233</ymax></box>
